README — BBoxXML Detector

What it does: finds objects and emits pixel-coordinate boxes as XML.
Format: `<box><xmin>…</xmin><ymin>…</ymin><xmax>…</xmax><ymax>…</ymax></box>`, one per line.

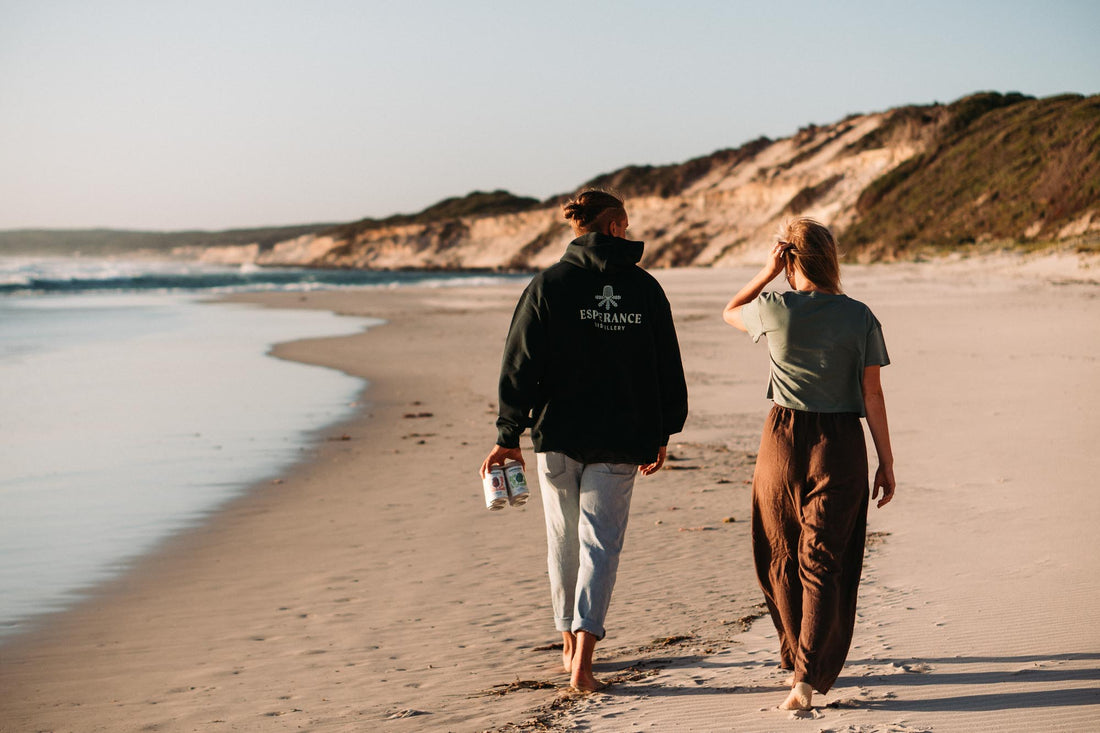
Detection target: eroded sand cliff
<box><xmin>201</xmin><ymin>93</ymin><xmax>1100</xmax><ymax>270</ymax></box>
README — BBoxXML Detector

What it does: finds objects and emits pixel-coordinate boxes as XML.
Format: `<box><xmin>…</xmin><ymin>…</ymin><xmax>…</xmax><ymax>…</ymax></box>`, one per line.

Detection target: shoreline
<box><xmin>1</xmin><ymin>264</ymin><xmax>1097</xmax><ymax>732</ymax></box>
<box><xmin>0</xmin><ymin>293</ymin><xmax>375</xmax><ymax>643</ymax></box>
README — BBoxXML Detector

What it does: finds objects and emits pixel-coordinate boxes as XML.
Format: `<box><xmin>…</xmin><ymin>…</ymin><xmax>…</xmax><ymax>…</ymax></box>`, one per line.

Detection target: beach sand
<box><xmin>1</xmin><ymin>259</ymin><xmax>1098</xmax><ymax>732</ymax></box>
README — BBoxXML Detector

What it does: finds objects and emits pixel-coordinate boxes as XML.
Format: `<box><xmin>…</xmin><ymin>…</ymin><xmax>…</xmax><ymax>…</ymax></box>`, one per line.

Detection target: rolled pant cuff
<box><xmin>571</xmin><ymin>620</ymin><xmax>605</xmax><ymax>641</ymax></box>
<box><xmin>554</xmin><ymin>617</ymin><xmax>573</xmax><ymax>632</ymax></box>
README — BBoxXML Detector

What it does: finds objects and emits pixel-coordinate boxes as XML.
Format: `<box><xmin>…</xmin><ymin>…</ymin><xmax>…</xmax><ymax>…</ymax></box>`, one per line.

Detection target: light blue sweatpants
<box><xmin>536</xmin><ymin>451</ymin><xmax>638</xmax><ymax>640</ymax></box>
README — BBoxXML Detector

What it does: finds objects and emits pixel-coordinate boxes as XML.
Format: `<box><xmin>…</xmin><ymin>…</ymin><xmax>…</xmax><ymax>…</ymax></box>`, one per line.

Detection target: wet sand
<box><xmin>1</xmin><ymin>257</ymin><xmax>1097</xmax><ymax>732</ymax></box>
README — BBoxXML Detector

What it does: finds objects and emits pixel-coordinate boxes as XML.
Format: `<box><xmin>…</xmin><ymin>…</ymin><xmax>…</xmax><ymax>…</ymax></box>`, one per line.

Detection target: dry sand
<box><xmin>1</xmin><ymin>257</ymin><xmax>1098</xmax><ymax>732</ymax></box>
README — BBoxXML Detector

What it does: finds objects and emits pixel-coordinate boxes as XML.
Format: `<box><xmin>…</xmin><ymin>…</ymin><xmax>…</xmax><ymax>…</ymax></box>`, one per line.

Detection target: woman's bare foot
<box><xmin>779</xmin><ymin>681</ymin><xmax>813</xmax><ymax>710</ymax></box>
<box><xmin>561</xmin><ymin>632</ymin><xmax>575</xmax><ymax>674</ymax></box>
<box><xmin>569</xmin><ymin>631</ymin><xmax>608</xmax><ymax>692</ymax></box>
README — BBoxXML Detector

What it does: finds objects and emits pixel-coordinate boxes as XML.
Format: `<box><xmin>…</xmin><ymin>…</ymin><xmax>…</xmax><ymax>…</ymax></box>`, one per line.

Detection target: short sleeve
<box><xmin>741</xmin><ymin>294</ymin><xmax>772</xmax><ymax>343</ymax></box>
<box><xmin>865</xmin><ymin>319</ymin><xmax>890</xmax><ymax>367</ymax></box>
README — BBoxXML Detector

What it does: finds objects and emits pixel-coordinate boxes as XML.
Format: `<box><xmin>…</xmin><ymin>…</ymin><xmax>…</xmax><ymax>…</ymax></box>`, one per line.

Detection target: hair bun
<box><xmin>561</xmin><ymin>189</ymin><xmax>625</xmax><ymax>233</ymax></box>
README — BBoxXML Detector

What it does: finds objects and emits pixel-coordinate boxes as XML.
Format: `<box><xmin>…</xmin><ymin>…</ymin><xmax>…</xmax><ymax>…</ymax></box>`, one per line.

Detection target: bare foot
<box><xmin>569</xmin><ymin>630</ymin><xmax>607</xmax><ymax>692</ymax></box>
<box><xmin>779</xmin><ymin>681</ymin><xmax>813</xmax><ymax>710</ymax></box>
<box><xmin>561</xmin><ymin>632</ymin><xmax>575</xmax><ymax>674</ymax></box>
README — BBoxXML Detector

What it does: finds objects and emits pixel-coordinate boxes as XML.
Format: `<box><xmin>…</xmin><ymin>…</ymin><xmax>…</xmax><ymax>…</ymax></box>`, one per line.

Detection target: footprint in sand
<box><xmin>385</xmin><ymin>709</ymin><xmax>427</xmax><ymax>719</ymax></box>
<box><xmin>825</xmin><ymin>697</ymin><xmax>865</xmax><ymax>709</ymax></box>
<box><xmin>787</xmin><ymin>708</ymin><xmax>821</xmax><ymax>719</ymax></box>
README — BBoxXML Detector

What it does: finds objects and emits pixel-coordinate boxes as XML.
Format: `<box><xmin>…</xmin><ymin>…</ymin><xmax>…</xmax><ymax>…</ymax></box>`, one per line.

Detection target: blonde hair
<box><xmin>781</xmin><ymin>218</ymin><xmax>842</xmax><ymax>293</ymax></box>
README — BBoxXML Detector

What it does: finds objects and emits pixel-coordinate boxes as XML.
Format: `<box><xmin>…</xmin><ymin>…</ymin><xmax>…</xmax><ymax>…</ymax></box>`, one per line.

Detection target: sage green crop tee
<box><xmin>741</xmin><ymin>291</ymin><xmax>889</xmax><ymax>416</ymax></box>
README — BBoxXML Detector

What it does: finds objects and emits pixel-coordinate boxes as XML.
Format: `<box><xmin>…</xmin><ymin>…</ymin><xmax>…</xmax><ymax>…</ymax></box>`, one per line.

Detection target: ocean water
<box><xmin>0</xmin><ymin>255</ymin><xmax>508</xmax><ymax>295</ymax></box>
<box><xmin>0</xmin><ymin>257</ymin><xmax>520</xmax><ymax>639</ymax></box>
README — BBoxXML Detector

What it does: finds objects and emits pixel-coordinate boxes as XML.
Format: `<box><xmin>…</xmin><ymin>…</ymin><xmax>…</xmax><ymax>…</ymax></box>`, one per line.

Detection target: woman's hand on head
<box><xmin>766</xmin><ymin>241</ymin><xmax>792</xmax><ymax>281</ymax></box>
<box><xmin>872</xmin><ymin>464</ymin><xmax>895</xmax><ymax>508</ymax></box>
<box><xmin>723</xmin><ymin>242</ymin><xmax>791</xmax><ymax>331</ymax></box>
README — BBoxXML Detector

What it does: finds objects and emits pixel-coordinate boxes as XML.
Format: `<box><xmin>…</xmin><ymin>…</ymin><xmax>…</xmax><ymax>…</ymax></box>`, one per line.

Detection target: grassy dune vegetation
<box><xmin>845</xmin><ymin>93</ymin><xmax>1100</xmax><ymax>255</ymax></box>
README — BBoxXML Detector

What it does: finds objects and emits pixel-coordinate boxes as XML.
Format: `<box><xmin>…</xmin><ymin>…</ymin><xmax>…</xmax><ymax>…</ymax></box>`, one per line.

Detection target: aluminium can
<box><xmin>482</xmin><ymin>466</ymin><xmax>508</xmax><ymax>510</ymax></box>
<box><xmin>502</xmin><ymin>461</ymin><xmax>530</xmax><ymax>506</ymax></box>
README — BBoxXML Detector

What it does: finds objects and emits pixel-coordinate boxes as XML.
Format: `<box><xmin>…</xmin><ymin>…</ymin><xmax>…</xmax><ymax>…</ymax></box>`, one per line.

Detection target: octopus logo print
<box><xmin>595</xmin><ymin>285</ymin><xmax>621</xmax><ymax>310</ymax></box>
<box><xmin>579</xmin><ymin>285</ymin><xmax>642</xmax><ymax>331</ymax></box>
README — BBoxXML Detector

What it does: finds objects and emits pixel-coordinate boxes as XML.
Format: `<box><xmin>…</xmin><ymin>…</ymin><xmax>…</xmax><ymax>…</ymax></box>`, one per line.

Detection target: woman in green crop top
<box><xmin>723</xmin><ymin>218</ymin><xmax>895</xmax><ymax>712</ymax></box>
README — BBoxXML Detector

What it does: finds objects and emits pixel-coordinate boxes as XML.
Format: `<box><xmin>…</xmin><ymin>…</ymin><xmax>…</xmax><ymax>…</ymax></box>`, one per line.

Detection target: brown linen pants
<box><xmin>751</xmin><ymin>405</ymin><xmax>869</xmax><ymax>694</ymax></box>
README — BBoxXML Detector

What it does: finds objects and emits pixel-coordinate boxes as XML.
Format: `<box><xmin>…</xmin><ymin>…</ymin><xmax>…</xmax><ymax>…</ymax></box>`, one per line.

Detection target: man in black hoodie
<box><xmin>481</xmin><ymin>190</ymin><xmax>688</xmax><ymax>691</ymax></box>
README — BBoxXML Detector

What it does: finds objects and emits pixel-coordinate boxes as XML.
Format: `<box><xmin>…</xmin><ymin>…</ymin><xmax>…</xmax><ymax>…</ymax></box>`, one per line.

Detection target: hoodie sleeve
<box><xmin>654</xmin><ymin>290</ymin><xmax>688</xmax><ymax>444</ymax></box>
<box><xmin>496</xmin><ymin>283</ymin><xmax>547</xmax><ymax>448</ymax></box>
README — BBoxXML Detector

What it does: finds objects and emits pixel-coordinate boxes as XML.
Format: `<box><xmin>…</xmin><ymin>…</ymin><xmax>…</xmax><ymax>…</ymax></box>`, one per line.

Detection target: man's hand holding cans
<box><xmin>480</xmin><ymin>445</ymin><xmax>525</xmax><ymax>478</ymax></box>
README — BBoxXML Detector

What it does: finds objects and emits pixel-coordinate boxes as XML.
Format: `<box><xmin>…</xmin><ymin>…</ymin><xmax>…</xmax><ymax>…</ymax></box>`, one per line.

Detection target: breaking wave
<box><xmin>0</xmin><ymin>257</ymin><xmax>523</xmax><ymax>295</ymax></box>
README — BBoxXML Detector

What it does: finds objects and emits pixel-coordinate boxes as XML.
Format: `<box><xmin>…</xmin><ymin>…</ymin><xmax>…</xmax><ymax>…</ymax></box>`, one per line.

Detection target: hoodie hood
<box><xmin>560</xmin><ymin>232</ymin><xmax>644</xmax><ymax>273</ymax></box>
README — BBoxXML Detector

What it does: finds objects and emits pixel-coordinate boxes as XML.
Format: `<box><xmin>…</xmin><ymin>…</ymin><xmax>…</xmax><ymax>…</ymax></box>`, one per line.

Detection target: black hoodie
<box><xmin>495</xmin><ymin>232</ymin><xmax>688</xmax><ymax>464</ymax></box>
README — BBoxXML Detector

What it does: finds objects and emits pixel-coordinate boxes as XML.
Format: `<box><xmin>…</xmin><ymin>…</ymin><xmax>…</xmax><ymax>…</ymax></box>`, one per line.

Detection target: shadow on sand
<box><xmin>596</xmin><ymin>651</ymin><xmax>1100</xmax><ymax>713</ymax></box>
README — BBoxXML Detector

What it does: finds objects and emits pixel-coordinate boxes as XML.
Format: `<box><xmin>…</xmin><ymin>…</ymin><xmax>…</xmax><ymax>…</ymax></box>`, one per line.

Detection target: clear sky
<box><xmin>1</xmin><ymin>0</ymin><xmax>1097</xmax><ymax>231</ymax></box>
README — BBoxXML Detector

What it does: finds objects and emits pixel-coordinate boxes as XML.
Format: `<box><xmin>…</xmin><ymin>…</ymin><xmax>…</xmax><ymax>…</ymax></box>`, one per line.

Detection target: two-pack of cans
<box><xmin>482</xmin><ymin>461</ymin><xmax>529</xmax><ymax>510</ymax></box>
